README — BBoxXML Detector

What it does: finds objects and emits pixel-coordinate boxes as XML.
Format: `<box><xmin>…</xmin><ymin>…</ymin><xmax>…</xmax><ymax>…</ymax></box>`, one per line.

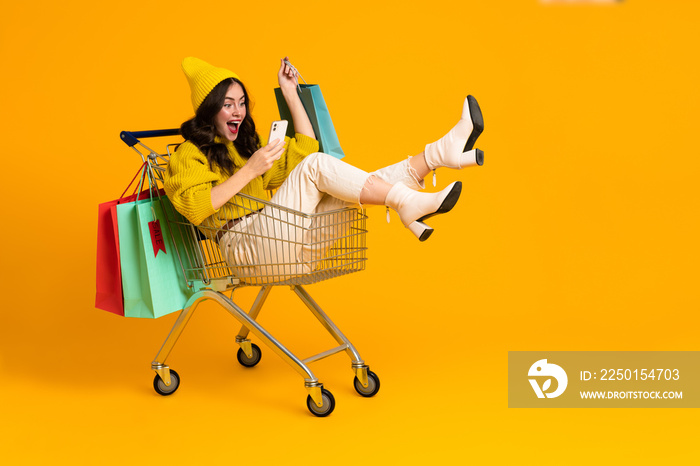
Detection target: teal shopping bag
<box><xmin>275</xmin><ymin>84</ymin><xmax>345</xmax><ymax>159</ymax></box>
<box><xmin>117</xmin><ymin>196</ymin><xmax>192</xmax><ymax>318</ymax></box>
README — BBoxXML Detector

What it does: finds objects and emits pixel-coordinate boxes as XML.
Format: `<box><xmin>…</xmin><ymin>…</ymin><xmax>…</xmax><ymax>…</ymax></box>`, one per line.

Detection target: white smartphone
<box><xmin>268</xmin><ymin>120</ymin><xmax>288</xmax><ymax>147</ymax></box>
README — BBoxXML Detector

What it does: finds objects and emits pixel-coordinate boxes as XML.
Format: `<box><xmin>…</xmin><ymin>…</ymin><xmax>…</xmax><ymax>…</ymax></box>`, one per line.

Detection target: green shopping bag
<box><xmin>117</xmin><ymin>195</ymin><xmax>192</xmax><ymax>318</ymax></box>
<box><xmin>275</xmin><ymin>84</ymin><xmax>345</xmax><ymax>159</ymax></box>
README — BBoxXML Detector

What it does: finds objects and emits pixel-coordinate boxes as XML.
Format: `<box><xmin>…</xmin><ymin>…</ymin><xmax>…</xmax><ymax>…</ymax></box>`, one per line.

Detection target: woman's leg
<box><xmin>270</xmin><ymin>153</ymin><xmax>461</xmax><ymax>239</ymax></box>
<box><xmin>222</xmin><ymin>152</ymin><xmax>463</xmax><ymax>282</ymax></box>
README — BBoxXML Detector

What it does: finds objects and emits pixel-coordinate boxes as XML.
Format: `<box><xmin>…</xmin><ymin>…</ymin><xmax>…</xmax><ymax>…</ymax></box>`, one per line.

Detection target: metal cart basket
<box><xmin>120</xmin><ymin>129</ymin><xmax>379</xmax><ymax>416</ymax></box>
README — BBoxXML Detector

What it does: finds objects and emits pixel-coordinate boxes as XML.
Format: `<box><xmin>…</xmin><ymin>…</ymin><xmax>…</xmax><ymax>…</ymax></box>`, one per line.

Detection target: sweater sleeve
<box><xmin>164</xmin><ymin>142</ymin><xmax>219</xmax><ymax>226</ymax></box>
<box><xmin>262</xmin><ymin>133</ymin><xmax>319</xmax><ymax>190</ymax></box>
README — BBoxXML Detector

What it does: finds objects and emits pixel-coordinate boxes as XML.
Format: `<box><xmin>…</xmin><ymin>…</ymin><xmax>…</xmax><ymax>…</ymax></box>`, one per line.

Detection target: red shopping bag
<box><xmin>95</xmin><ymin>163</ymin><xmax>162</xmax><ymax>315</ymax></box>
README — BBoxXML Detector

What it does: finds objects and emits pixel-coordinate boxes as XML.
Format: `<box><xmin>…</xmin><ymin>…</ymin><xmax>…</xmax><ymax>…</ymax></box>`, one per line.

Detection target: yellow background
<box><xmin>2</xmin><ymin>0</ymin><xmax>699</xmax><ymax>463</ymax></box>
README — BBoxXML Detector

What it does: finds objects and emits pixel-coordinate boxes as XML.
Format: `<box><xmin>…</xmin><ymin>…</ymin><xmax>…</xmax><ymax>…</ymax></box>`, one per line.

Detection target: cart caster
<box><xmin>306</xmin><ymin>388</ymin><xmax>335</xmax><ymax>417</ymax></box>
<box><xmin>153</xmin><ymin>369</ymin><xmax>180</xmax><ymax>396</ymax></box>
<box><xmin>236</xmin><ymin>343</ymin><xmax>262</xmax><ymax>367</ymax></box>
<box><xmin>354</xmin><ymin>370</ymin><xmax>380</xmax><ymax>397</ymax></box>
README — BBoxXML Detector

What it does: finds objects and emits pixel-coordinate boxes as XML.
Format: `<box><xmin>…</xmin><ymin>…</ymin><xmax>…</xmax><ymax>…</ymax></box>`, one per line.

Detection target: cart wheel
<box><xmin>153</xmin><ymin>369</ymin><xmax>180</xmax><ymax>396</ymax></box>
<box><xmin>354</xmin><ymin>370</ymin><xmax>381</xmax><ymax>397</ymax></box>
<box><xmin>237</xmin><ymin>343</ymin><xmax>262</xmax><ymax>367</ymax></box>
<box><xmin>306</xmin><ymin>388</ymin><xmax>335</xmax><ymax>417</ymax></box>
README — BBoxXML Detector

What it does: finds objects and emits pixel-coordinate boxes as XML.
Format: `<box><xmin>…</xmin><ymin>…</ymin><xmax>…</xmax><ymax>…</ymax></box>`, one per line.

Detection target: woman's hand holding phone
<box><xmin>244</xmin><ymin>140</ymin><xmax>286</xmax><ymax>177</ymax></box>
<box><xmin>212</xmin><ymin>139</ymin><xmax>286</xmax><ymax>209</ymax></box>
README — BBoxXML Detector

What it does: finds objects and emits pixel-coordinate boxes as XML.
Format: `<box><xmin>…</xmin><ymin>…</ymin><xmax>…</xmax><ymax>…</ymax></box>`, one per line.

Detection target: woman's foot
<box><xmin>385</xmin><ymin>181</ymin><xmax>462</xmax><ymax>241</ymax></box>
<box><xmin>424</xmin><ymin>95</ymin><xmax>485</xmax><ymax>171</ymax></box>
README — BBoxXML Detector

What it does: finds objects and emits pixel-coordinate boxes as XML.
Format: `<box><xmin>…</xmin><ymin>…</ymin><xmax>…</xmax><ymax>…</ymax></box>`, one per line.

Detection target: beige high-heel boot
<box><xmin>424</xmin><ymin>95</ymin><xmax>484</xmax><ymax>185</ymax></box>
<box><xmin>384</xmin><ymin>181</ymin><xmax>462</xmax><ymax>241</ymax></box>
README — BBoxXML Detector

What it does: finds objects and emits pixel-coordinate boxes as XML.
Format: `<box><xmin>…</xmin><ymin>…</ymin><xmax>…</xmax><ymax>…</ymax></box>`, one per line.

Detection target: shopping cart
<box><xmin>120</xmin><ymin>129</ymin><xmax>379</xmax><ymax>416</ymax></box>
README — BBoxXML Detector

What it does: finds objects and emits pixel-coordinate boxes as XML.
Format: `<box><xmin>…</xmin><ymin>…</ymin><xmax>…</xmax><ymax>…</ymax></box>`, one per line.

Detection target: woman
<box><xmin>165</xmin><ymin>57</ymin><xmax>484</xmax><ymax>282</ymax></box>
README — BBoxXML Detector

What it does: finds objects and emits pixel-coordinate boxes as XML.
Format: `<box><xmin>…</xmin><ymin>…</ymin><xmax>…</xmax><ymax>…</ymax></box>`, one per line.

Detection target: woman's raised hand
<box><xmin>278</xmin><ymin>56</ymin><xmax>298</xmax><ymax>95</ymax></box>
<box><xmin>276</xmin><ymin>57</ymin><xmax>315</xmax><ymax>139</ymax></box>
<box><xmin>244</xmin><ymin>140</ymin><xmax>287</xmax><ymax>177</ymax></box>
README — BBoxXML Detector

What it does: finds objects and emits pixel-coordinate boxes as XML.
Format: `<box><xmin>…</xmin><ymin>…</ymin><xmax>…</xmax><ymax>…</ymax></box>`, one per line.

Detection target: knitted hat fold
<box><xmin>182</xmin><ymin>57</ymin><xmax>240</xmax><ymax>112</ymax></box>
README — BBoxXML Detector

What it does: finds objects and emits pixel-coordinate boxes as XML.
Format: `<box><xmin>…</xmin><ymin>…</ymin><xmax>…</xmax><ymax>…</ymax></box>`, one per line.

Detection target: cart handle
<box><xmin>120</xmin><ymin>129</ymin><xmax>180</xmax><ymax>147</ymax></box>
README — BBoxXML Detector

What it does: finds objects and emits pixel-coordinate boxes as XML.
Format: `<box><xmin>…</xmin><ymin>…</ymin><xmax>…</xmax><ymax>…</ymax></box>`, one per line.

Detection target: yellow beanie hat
<box><xmin>182</xmin><ymin>57</ymin><xmax>240</xmax><ymax>112</ymax></box>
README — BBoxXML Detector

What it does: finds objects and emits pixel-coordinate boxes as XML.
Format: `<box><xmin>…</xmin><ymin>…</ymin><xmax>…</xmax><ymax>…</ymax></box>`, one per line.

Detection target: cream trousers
<box><xmin>219</xmin><ymin>152</ymin><xmax>421</xmax><ymax>283</ymax></box>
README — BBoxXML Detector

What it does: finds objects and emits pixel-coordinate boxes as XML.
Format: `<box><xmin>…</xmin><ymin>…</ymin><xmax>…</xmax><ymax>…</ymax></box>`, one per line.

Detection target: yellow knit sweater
<box><xmin>164</xmin><ymin>133</ymin><xmax>319</xmax><ymax>230</ymax></box>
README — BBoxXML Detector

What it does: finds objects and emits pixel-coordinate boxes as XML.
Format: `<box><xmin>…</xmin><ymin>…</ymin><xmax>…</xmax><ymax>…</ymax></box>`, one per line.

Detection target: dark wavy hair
<box><xmin>180</xmin><ymin>77</ymin><xmax>261</xmax><ymax>174</ymax></box>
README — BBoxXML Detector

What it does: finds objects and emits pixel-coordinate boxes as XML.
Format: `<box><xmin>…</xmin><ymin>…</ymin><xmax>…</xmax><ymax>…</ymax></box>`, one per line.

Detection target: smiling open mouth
<box><xmin>227</xmin><ymin>121</ymin><xmax>240</xmax><ymax>134</ymax></box>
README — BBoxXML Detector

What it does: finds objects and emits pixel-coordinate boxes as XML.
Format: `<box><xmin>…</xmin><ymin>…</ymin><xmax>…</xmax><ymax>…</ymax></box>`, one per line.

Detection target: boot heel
<box><xmin>460</xmin><ymin>148</ymin><xmax>484</xmax><ymax>167</ymax></box>
<box><xmin>408</xmin><ymin>221</ymin><xmax>434</xmax><ymax>242</ymax></box>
